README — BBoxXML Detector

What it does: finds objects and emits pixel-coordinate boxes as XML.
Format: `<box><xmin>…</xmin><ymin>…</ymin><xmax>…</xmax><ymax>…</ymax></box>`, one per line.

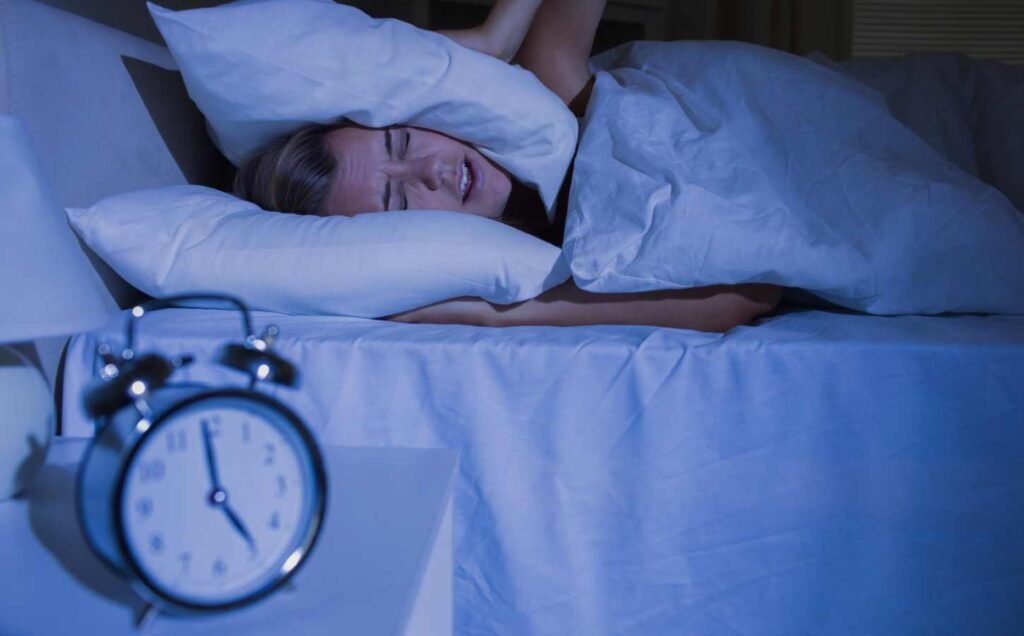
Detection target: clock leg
<box><xmin>134</xmin><ymin>602</ymin><xmax>158</xmax><ymax>632</ymax></box>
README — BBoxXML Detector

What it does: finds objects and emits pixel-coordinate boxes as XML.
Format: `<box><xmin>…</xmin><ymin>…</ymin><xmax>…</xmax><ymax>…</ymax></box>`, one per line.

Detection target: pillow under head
<box><xmin>66</xmin><ymin>186</ymin><xmax>571</xmax><ymax>318</ymax></box>
<box><xmin>148</xmin><ymin>0</ymin><xmax>578</xmax><ymax>220</ymax></box>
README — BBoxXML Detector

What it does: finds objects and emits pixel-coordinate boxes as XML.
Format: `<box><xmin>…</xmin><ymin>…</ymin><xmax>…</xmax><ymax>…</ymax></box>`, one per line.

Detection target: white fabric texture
<box><xmin>564</xmin><ymin>41</ymin><xmax>1024</xmax><ymax>315</ymax></box>
<box><xmin>65</xmin><ymin>186</ymin><xmax>570</xmax><ymax>318</ymax></box>
<box><xmin>60</xmin><ymin>308</ymin><xmax>1024</xmax><ymax>634</ymax></box>
<box><xmin>148</xmin><ymin>0</ymin><xmax>578</xmax><ymax>218</ymax></box>
<box><xmin>811</xmin><ymin>52</ymin><xmax>1024</xmax><ymax>215</ymax></box>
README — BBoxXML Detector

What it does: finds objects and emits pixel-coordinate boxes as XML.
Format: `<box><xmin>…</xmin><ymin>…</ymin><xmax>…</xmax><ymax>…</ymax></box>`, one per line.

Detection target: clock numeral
<box><xmin>139</xmin><ymin>460</ymin><xmax>165</xmax><ymax>482</ymax></box>
<box><xmin>275</xmin><ymin>474</ymin><xmax>287</xmax><ymax>497</ymax></box>
<box><xmin>166</xmin><ymin>429</ymin><xmax>187</xmax><ymax>453</ymax></box>
<box><xmin>263</xmin><ymin>443</ymin><xmax>276</xmax><ymax>466</ymax></box>
<box><xmin>242</xmin><ymin>421</ymin><xmax>251</xmax><ymax>443</ymax></box>
<box><xmin>179</xmin><ymin>552</ymin><xmax>191</xmax><ymax>573</ymax></box>
<box><xmin>212</xmin><ymin>559</ymin><xmax>227</xmax><ymax>577</ymax></box>
<box><xmin>204</xmin><ymin>417</ymin><xmax>221</xmax><ymax>438</ymax></box>
<box><xmin>269</xmin><ymin>511</ymin><xmax>281</xmax><ymax>531</ymax></box>
<box><xmin>150</xmin><ymin>533</ymin><xmax>164</xmax><ymax>554</ymax></box>
<box><xmin>135</xmin><ymin>497</ymin><xmax>153</xmax><ymax>519</ymax></box>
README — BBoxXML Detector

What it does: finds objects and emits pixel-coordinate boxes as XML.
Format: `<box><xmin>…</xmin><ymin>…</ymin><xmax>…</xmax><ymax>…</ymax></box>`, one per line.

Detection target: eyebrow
<box><xmin>382</xmin><ymin>129</ymin><xmax>393</xmax><ymax>211</ymax></box>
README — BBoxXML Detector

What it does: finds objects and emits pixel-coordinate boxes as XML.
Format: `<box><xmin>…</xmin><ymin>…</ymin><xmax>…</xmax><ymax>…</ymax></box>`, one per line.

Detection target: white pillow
<box><xmin>65</xmin><ymin>186</ymin><xmax>571</xmax><ymax>318</ymax></box>
<box><xmin>148</xmin><ymin>0</ymin><xmax>578</xmax><ymax>219</ymax></box>
<box><xmin>566</xmin><ymin>41</ymin><xmax>1024</xmax><ymax>315</ymax></box>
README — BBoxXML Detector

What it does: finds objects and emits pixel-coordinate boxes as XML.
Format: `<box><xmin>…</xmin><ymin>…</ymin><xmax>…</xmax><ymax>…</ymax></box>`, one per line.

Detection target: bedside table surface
<box><xmin>0</xmin><ymin>438</ymin><xmax>456</xmax><ymax>635</ymax></box>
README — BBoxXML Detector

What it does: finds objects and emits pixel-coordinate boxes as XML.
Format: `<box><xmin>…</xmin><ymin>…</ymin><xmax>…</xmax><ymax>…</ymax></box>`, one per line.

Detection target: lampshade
<box><xmin>0</xmin><ymin>115</ymin><xmax>115</xmax><ymax>344</ymax></box>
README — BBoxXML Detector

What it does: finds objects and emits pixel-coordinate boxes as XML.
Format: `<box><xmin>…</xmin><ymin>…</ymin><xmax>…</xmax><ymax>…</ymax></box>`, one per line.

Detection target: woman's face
<box><xmin>322</xmin><ymin>125</ymin><xmax>512</xmax><ymax>218</ymax></box>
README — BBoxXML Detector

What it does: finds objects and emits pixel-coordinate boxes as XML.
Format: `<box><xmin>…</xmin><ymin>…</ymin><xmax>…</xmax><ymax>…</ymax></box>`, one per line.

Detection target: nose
<box><xmin>392</xmin><ymin>155</ymin><xmax>457</xmax><ymax>194</ymax></box>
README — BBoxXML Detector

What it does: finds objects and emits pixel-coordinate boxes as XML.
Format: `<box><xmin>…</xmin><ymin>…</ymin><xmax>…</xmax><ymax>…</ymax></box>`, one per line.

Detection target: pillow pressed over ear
<box><xmin>65</xmin><ymin>186</ymin><xmax>571</xmax><ymax>318</ymax></box>
<box><xmin>148</xmin><ymin>0</ymin><xmax>578</xmax><ymax>219</ymax></box>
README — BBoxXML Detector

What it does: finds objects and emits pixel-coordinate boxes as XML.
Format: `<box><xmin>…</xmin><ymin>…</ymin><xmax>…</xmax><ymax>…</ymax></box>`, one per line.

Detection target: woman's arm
<box><xmin>513</xmin><ymin>0</ymin><xmax>607</xmax><ymax>113</ymax></box>
<box><xmin>438</xmin><ymin>0</ymin><xmax>606</xmax><ymax>114</ymax></box>
<box><xmin>437</xmin><ymin>0</ymin><xmax>543</xmax><ymax>62</ymax></box>
<box><xmin>386</xmin><ymin>282</ymin><xmax>783</xmax><ymax>333</ymax></box>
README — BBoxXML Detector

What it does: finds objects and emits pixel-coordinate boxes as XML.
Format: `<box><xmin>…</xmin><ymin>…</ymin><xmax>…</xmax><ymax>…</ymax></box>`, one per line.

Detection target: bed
<box><xmin>7</xmin><ymin>0</ymin><xmax>1024</xmax><ymax>633</ymax></box>
<box><xmin>59</xmin><ymin>307</ymin><xmax>1024</xmax><ymax>634</ymax></box>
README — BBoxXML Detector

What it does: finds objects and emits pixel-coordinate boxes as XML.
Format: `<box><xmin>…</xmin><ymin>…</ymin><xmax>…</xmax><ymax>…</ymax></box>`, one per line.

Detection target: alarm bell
<box><xmin>217</xmin><ymin>343</ymin><xmax>297</xmax><ymax>388</ymax></box>
<box><xmin>83</xmin><ymin>294</ymin><xmax>302</xmax><ymax>419</ymax></box>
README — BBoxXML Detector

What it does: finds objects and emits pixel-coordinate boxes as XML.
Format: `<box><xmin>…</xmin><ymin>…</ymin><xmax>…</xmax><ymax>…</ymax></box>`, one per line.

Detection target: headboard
<box><xmin>0</xmin><ymin>0</ymin><xmax>231</xmax><ymax>387</ymax></box>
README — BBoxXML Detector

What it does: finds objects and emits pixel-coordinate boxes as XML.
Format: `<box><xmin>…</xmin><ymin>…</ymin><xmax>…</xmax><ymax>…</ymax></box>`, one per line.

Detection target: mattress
<box><xmin>61</xmin><ymin>309</ymin><xmax>1024</xmax><ymax>634</ymax></box>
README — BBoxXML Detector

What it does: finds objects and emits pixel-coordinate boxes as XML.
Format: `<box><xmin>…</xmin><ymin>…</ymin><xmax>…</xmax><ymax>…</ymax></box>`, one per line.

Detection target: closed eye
<box><xmin>401</xmin><ymin>129</ymin><xmax>410</xmax><ymax>210</ymax></box>
<box><xmin>383</xmin><ymin>128</ymin><xmax>412</xmax><ymax>211</ymax></box>
<box><xmin>383</xmin><ymin>128</ymin><xmax>393</xmax><ymax>211</ymax></box>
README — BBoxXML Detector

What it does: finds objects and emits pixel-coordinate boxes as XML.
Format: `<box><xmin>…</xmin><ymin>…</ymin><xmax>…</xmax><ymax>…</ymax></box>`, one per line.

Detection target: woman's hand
<box><xmin>437</xmin><ymin>0</ymin><xmax>543</xmax><ymax>63</ymax></box>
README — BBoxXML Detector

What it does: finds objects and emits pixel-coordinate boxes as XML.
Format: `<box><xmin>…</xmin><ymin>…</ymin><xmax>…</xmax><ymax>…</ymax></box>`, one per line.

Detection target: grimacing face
<box><xmin>323</xmin><ymin>125</ymin><xmax>513</xmax><ymax>218</ymax></box>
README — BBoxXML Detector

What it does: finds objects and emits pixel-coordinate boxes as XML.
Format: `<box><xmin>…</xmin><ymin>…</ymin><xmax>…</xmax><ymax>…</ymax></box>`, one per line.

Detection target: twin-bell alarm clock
<box><xmin>76</xmin><ymin>294</ymin><xmax>327</xmax><ymax>620</ymax></box>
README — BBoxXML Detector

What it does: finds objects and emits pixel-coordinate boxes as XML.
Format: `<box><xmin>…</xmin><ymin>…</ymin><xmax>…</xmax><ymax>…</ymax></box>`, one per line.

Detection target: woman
<box><xmin>234</xmin><ymin>0</ymin><xmax>783</xmax><ymax>332</ymax></box>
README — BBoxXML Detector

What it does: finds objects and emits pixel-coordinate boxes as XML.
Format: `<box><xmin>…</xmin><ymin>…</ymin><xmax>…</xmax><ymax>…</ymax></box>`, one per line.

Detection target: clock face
<box><xmin>119</xmin><ymin>395</ymin><xmax>322</xmax><ymax>608</ymax></box>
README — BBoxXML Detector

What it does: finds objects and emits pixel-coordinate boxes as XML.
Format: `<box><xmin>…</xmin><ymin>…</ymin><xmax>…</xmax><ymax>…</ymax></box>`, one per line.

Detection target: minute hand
<box><xmin>200</xmin><ymin>420</ymin><xmax>222</xmax><ymax>489</ymax></box>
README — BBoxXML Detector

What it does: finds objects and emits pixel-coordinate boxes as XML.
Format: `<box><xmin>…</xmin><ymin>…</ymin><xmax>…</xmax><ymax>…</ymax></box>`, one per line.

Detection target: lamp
<box><xmin>0</xmin><ymin>115</ymin><xmax>115</xmax><ymax>499</ymax></box>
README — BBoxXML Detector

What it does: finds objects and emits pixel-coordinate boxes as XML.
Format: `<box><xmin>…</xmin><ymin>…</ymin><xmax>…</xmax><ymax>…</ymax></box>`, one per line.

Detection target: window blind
<box><xmin>853</xmin><ymin>0</ymin><xmax>1024</xmax><ymax>64</ymax></box>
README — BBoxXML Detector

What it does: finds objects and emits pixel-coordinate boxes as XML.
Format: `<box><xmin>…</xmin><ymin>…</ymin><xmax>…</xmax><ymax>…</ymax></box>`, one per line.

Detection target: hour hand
<box><xmin>222</xmin><ymin>503</ymin><xmax>257</xmax><ymax>552</ymax></box>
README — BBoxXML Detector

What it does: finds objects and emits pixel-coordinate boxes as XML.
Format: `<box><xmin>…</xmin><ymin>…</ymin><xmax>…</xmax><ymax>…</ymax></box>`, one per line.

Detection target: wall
<box><xmin>33</xmin><ymin>0</ymin><xmax>390</xmax><ymax>42</ymax></box>
<box><xmin>34</xmin><ymin>0</ymin><xmax>854</xmax><ymax>60</ymax></box>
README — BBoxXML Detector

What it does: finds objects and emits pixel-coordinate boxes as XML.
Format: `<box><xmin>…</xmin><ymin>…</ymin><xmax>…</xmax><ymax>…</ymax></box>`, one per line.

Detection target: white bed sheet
<box><xmin>62</xmin><ymin>309</ymin><xmax>1024</xmax><ymax>634</ymax></box>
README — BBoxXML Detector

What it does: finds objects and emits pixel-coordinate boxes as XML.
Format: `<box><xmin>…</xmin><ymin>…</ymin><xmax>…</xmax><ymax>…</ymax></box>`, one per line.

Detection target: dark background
<box><xmin>34</xmin><ymin>1</ymin><xmax>1024</xmax><ymax>65</ymax></box>
<box><xmin>31</xmin><ymin>0</ymin><xmax>857</xmax><ymax>61</ymax></box>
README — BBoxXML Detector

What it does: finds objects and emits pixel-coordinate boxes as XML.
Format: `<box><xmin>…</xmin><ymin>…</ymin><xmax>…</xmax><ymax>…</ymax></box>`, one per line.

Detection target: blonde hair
<box><xmin>233</xmin><ymin>121</ymin><xmax>341</xmax><ymax>215</ymax></box>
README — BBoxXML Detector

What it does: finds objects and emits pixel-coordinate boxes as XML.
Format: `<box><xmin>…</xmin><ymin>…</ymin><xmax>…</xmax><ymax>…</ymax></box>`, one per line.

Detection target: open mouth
<box><xmin>460</xmin><ymin>158</ymin><xmax>475</xmax><ymax>202</ymax></box>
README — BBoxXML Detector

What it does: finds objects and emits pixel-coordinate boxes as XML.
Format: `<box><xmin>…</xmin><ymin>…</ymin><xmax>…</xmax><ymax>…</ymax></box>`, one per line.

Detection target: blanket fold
<box><xmin>565</xmin><ymin>41</ymin><xmax>1024</xmax><ymax>315</ymax></box>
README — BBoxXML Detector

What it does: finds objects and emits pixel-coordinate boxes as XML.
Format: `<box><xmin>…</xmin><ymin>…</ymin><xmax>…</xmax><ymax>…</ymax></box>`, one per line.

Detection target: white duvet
<box><xmin>564</xmin><ymin>41</ymin><xmax>1024</xmax><ymax>315</ymax></box>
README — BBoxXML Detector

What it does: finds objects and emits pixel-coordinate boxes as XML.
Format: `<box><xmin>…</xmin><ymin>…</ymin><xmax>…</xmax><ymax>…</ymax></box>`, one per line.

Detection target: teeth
<box><xmin>459</xmin><ymin>162</ymin><xmax>469</xmax><ymax>200</ymax></box>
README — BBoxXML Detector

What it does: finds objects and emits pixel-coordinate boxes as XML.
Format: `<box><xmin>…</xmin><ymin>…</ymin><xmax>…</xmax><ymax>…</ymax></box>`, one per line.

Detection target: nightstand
<box><xmin>0</xmin><ymin>438</ymin><xmax>455</xmax><ymax>635</ymax></box>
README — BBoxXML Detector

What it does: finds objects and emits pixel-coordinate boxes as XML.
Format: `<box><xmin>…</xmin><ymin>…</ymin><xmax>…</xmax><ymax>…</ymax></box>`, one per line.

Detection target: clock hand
<box><xmin>200</xmin><ymin>421</ymin><xmax>257</xmax><ymax>552</ymax></box>
<box><xmin>200</xmin><ymin>420</ymin><xmax>222</xmax><ymax>490</ymax></box>
<box><xmin>221</xmin><ymin>502</ymin><xmax>257</xmax><ymax>551</ymax></box>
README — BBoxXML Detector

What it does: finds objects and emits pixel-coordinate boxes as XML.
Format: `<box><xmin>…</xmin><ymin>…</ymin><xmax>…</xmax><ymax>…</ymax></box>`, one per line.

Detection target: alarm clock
<box><xmin>76</xmin><ymin>294</ymin><xmax>327</xmax><ymax>620</ymax></box>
